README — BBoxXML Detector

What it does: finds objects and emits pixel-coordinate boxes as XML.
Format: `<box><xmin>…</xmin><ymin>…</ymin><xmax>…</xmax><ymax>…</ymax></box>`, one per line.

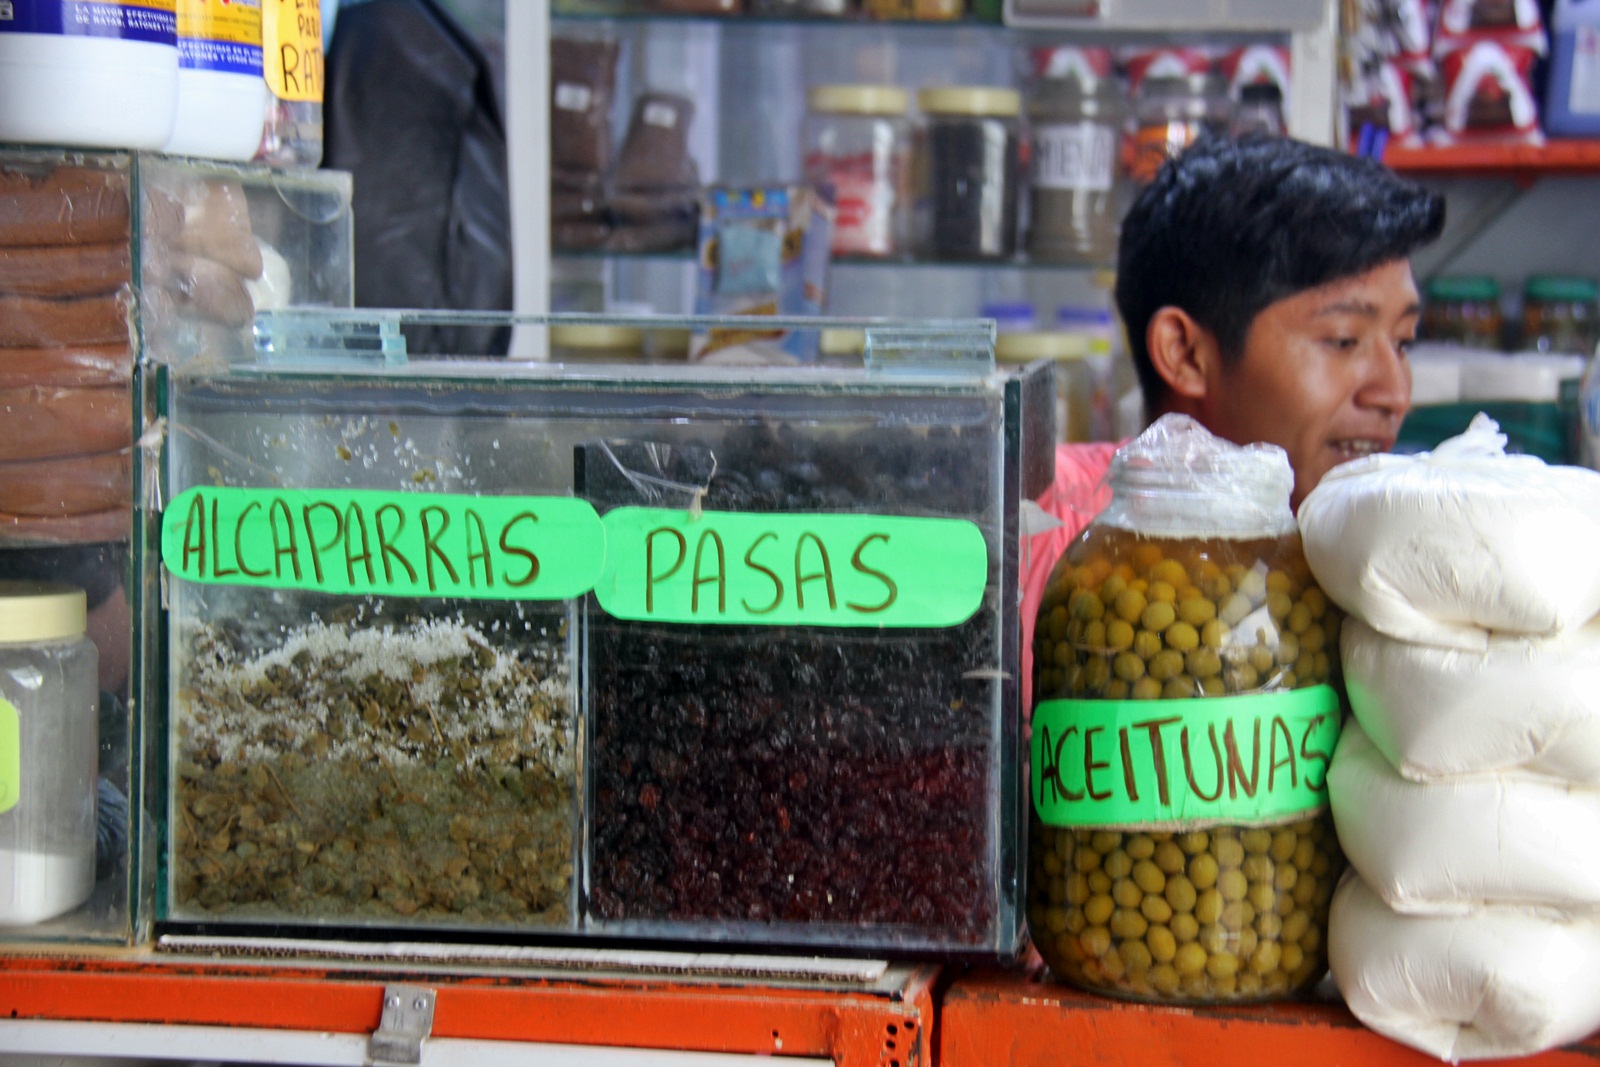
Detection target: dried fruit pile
<box><xmin>584</xmin><ymin>426</ymin><xmax>1005</xmax><ymax>941</ymax></box>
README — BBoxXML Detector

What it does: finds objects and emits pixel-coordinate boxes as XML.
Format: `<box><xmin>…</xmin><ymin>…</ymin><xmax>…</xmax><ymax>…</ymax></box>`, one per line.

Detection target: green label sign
<box><xmin>0</xmin><ymin>698</ymin><xmax>17</xmax><ymax>814</ymax></box>
<box><xmin>1031</xmin><ymin>686</ymin><xmax>1342</xmax><ymax>829</ymax></box>
<box><xmin>161</xmin><ymin>487</ymin><xmax>605</xmax><ymax>600</ymax></box>
<box><xmin>594</xmin><ymin>507</ymin><xmax>989</xmax><ymax>627</ymax></box>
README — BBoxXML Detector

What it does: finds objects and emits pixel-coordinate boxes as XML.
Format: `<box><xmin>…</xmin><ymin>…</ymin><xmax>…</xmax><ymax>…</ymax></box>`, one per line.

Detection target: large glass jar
<box><xmin>1522</xmin><ymin>274</ymin><xmax>1599</xmax><ymax>356</ymax></box>
<box><xmin>1026</xmin><ymin>74</ymin><xmax>1127</xmax><ymax>265</ymax></box>
<box><xmin>803</xmin><ymin>85</ymin><xmax>912</xmax><ymax>259</ymax></box>
<box><xmin>1128</xmin><ymin>74</ymin><xmax>1232</xmax><ymax>185</ymax></box>
<box><xmin>1423</xmin><ymin>275</ymin><xmax>1503</xmax><ymax>350</ymax></box>
<box><xmin>917</xmin><ymin>86</ymin><xmax>1022</xmax><ymax>260</ymax></box>
<box><xmin>1028</xmin><ymin>416</ymin><xmax>1345</xmax><ymax>1003</ymax></box>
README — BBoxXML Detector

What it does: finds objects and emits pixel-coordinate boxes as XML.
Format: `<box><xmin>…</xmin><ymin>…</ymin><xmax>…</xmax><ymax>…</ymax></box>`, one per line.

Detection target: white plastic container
<box><xmin>0</xmin><ymin>0</ymin><xmax>178</xmax><ymax>151</ymax></box>
<box><xmin>0</xmin><ymin>582</ymin><xmax>98</xmax><ymax>927</ymax></box>
<box><xmin>165</xmin><ymin>0</ymin><xmax>268</xmax><ymax>160</ymax></box>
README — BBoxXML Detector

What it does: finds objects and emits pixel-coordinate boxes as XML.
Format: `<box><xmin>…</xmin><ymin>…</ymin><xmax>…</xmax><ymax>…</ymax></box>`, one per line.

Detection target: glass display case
<box><xmin>0</xmin><ymin>147</ymin><xmax>351</xmax><ymax>946</ymax></box>
<box><xmin>144</xmin><ymin>309</ymin><xmax>1046</xmax><ymax>958</ymax></box>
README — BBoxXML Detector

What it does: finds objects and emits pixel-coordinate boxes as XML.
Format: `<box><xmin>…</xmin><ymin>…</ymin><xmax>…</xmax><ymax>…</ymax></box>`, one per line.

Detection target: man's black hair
<box><xmin>1114</xmin><ymin>135</ymin><xmax>1447</xmax><ymax>407</ymax></box>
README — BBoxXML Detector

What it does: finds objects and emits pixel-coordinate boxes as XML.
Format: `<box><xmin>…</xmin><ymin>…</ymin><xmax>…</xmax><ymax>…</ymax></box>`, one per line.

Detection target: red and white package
<box><xmin>1436</xmin><ymin>39</ymin><xmax>1542</xmax><ymax>143</ymax></box>
<box><xmin>1030</xmin><ymin>45</ymin><xmax>1114</xmax><ymax>85</ymax></box>
<box><xmin>1434</xmin><ymin>0</ymin><xmax>1546</xmax><ymax>55</ymax></box>
<box><xmin>1222</xmin><ymin>44</ymin><xmax>1293</xmax><ymax>114</ymax></box>
<box><xmin>1345</xmin><ymin>61</ymin><xmax>1423</xmax><ymax>150</ymax></box>
<box><xmin>1119</xmin><ymin>46</ymin><xmax>1212</xmax><ymax>96</ymax></box>
<box><xmin>1393</xmin><ymin>0</ymin><xmax>1434</xmax><ymax>60</ymax></box>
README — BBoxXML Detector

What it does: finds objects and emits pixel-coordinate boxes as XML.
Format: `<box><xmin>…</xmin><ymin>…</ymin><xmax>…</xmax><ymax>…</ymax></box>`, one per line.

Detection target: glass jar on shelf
<box><xmin>917</xmin><ymin>86</ymin><xmax>1022</xmax><ymax>261</ymax></box>
<box><xmin>1026</xmin><ymin>74</ymin><xmax>1128</xmax><ymax>266</ymax></box>
<box><xmin>995</xmin><ymin>330</ymin><xmax>1102</xmax><ymax>444</ymax></box>
<box><xmin>1028</xmin><ymin>415</ymin><xmax>1344</xmax><ymax>1004</ymax></box>
<box><xmin>803</xmin><ymin>85</ymin><xmax>912</xmax><ymax>259</ymax></box>
<box><xmin>1230</xmin><ymin>82</ymin><xmax>1286</xmax><ymax>138</ymax></box>
<box><xmin>1422</xmin><ymin>275</ymin><xmax>1503</xmax><ymax>350</ymax></box>
<box><xmin>1522</xmin><ymin>275</ymin><xmax>1599</xmax><ymax>356</ymax></box>
<box><xmin>1128</xmin><ymin>74</ymin><xmax>1232</xmax><ymax>185</ymax></box>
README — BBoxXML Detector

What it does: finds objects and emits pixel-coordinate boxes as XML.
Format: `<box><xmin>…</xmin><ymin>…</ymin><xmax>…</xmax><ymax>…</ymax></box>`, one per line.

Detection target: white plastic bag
<box><xmin>1330</xmin><ymin>874</ymin><xmax>1600</xmax><ymax>1061</ymax></box>
<box><xmin>1343</xmin><ymin>615</ymin><xmax>1600</xmax><ymax>783</ymax></box>
<box><xmin>1298</xmin><ymin>414</ymin><xmax>1600</xmax><ymax>650</ymax></box>
<box><xmin>1329</xmin><ymin>719</ymin><xmax>1600</xmax><ymax>915</ymax></box>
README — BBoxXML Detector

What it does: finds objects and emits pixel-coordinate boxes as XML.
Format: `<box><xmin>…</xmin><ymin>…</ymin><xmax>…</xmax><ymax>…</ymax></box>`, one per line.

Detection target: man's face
<box><xmin>1197</xmin><ymin>259</ymin><xmax>1421</xmax><ymax>508</ymax></box>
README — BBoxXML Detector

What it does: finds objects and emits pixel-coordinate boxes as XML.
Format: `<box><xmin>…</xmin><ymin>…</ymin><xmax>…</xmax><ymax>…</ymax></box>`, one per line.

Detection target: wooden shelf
<box><xmin>1383</xmin><ymin>140</ymin><xmax>1600</xmax><ymax>179</ymax></box>
<box><xmin>938</xmin><ymin>967</ymin><xmax>1600</xmax><ymax>1067</ymax></box>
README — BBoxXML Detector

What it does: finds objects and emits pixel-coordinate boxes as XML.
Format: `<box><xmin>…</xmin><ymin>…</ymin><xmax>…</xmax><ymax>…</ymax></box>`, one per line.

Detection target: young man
<box><xmin>1023</xmin><ymin>135</ymin><xmax>1447</xmax><ymax>703</ymax></box>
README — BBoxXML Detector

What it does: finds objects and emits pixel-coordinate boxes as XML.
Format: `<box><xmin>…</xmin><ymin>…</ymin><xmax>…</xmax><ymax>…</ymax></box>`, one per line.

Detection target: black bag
<box><xmin>324</xmin><ymin>0</ymin><xmax>512</xmax><ymax>356</ymax></box>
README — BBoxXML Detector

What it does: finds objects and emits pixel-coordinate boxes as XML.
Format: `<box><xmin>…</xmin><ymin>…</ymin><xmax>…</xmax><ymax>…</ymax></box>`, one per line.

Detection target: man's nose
<box><xmin>1360</xmin><ymin>338</ymin><xmax>1412</xmax><ymax>416</ymax></box>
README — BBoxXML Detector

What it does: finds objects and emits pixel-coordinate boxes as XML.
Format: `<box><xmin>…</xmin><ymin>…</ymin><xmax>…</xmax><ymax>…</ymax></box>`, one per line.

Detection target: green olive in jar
<box><xmin>1027</xmin><ymin>418</ymin><xmax>1345</xmax><ymax>1006</ymax></box>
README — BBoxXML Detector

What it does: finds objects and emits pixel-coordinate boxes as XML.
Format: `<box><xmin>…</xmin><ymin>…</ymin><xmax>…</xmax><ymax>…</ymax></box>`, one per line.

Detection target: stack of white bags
<box><xmin>1297</xmin><ymin>415</ymin><xmax>1600</xmax><ymax>1061</ymax></box>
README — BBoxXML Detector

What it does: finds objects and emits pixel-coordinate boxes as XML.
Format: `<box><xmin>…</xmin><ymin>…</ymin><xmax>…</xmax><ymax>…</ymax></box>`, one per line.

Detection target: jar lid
<box><xmin>0</xmin><ymin>582</ymin><xmax>86</xmax><ymax>642</ymax></box>
<box><xmin>819</xmin><ymin>327</ymin><xmax>866</xmax><ymax>356</ymax></box>
<box><xmin>808</xmin><ymin>84</ymin><xmax>909</xmax><ymax>117</ymax></box>
<box><xmin>1028</xmin><ymin>76</ymin><xmax>1128</xmax><ymax>114</ymax></box>
<box><xmin>994</xmin><ymin>330</ymin><xmax>1091</xmax><ymax>362</ymax></box>
<box><xmin>646</xmin><ymin>327</ymin><xmax>693</xmax><ymax>358</ymax></box>
<box><xmin>1426</xmin><ymin>275</ymin><xmax>1499</xmax><ymax>302</ymax></box>
<box><xmin>550</xmin><ymin>325</ymin><xmax>645</xmax><ymax>353</ymax></box>
<box><xmin>1525</xmin><ymin>274</ymin><xmax>1599</xmax><ymax>303</ymax></box>
<box><xmin>1138</xmin><ymin>73</ymin><xmax>1229</xmax><ymax>100</ymax></box>
<box><xmin>918</xmin><ymin>86</ymin><xmax>1022</xmax><ymax>118</ymax></box>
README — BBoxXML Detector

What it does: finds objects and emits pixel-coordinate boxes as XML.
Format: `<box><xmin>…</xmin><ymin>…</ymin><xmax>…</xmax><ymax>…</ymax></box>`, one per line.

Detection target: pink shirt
<box><xmin>1020</xmin><ymin>440</ymin><xmax>1124</xmax><ymax>711</ymax></box>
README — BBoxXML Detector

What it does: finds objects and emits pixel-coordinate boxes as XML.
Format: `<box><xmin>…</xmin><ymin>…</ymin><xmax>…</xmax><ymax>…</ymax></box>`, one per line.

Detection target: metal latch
<box><xmin>368</xmin><ymin>984</ymin><xmax>435</xmax><ymax>1066</ymax></box>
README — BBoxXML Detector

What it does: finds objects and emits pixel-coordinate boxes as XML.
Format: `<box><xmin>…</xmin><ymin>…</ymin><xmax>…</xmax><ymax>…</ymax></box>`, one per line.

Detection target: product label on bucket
<box><xmin>160</xmin><ymin>486</ymin><xmax>606</xmax><ymax>601</ymax></box>
<box><xmin>1031</xmin><ymin>685</ymin><xmax>1341</xmax><ymax>828</ymax></box>
<box><xmin>175</xmin><ymin>0</ymin><xmax>261</xmax><ymax>76</ymax></box>
<box><xmin>0</xmin><ymin>698</ymin><xmax>17</xmax><ymax>815</ymax></box>
<box><xmin>0</xmin><ymin>0</ymin><xmax>178</xmax><ymax>43</ymax></box>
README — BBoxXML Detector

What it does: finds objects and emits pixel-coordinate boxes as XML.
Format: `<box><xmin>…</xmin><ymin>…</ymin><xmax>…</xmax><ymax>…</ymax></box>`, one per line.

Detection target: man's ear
<box><xmin>1146</xmin><ymin>307</ymin><xmax>1217</xmax><ymax>402</ymax></box>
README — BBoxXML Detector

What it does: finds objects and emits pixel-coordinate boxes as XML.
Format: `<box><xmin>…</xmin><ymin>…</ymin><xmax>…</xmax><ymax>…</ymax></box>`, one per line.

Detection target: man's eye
<box><xmin>1395</xmin><ymin>337</ymin><xmax>1415</xmax><ymax>356</ymax></box>
<box><xmin>1325</xmin><ymin>336</ymin><xmax>1359</xmax><ymax>351</ymax></box>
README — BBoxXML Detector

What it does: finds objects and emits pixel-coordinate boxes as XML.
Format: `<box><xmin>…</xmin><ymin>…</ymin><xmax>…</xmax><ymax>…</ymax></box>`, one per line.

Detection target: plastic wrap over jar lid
<box><xmin>0</xmin><ymin>581</ymin><xmax>87</xmax><ymax>643</ymax></box>
<box><xmin>1096</xmin><ymin>413</ymin><xmax>1297</xmax><ymax>539</ymax></box>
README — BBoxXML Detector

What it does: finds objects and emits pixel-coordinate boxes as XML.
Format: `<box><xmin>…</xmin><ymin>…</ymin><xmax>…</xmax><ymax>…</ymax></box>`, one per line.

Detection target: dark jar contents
<box><xmin>1522</xmin><ymin>274</ymin><xmax>1599</xmax><ymax>355</ymax></box>
<box><xmin>581</xmin><ymin>428</ymin><xmax>1001</xmax><ymax>942</ymax></box>
<box><xmin>1026</xmin><ymin>75</ymin><xmax>1127</xmax><ymax>265</ymax></box>
<box><xmin>1423</xmin><ymin>275</ymin><xmax>1502</xmax><ymax>350</ymax></box>
<box><xmin>918</xmin><ymin>86</ymin><xmax>1022</xmax><ymax>260</ymax></box>
<box><xmin>1027</xmin><ymin>416</ymin><xmax>1345</xmax><ymax>1004</ymax></box>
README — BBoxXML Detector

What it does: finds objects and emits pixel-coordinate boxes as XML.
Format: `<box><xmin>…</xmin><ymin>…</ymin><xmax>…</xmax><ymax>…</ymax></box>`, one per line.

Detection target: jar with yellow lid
<box><xmin>995</xmin><ymin>330</ymin><xmax>1102</xmax><ymax>444</ymax></box>
<box><xmin>1027</xmin><ymin>415</ymin><xmax>1344</xmax><ymax>1003</ymax></box>
<box><xmin>0</xmin><ymin>581</ymin><xmax>98</xmax><ymax>927</ymax></box>
<box><xmin>550</xmin><ymin>324</ymin><xmax>647</xmax><ymax>363</ymax></box>
<box><xmin>803</xmin><ymin>85</ymin><xmax>912</xmax><ymax>259</ymax></box>
<box><xmin>917</xmin><ymin>86</ymin><xmax>1022</xmax><ymax>261</ymax></box>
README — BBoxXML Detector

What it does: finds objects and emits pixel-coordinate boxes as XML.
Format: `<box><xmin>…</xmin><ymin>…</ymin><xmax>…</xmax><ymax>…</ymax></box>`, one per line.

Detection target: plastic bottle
<box><xmin>165</xmin><ymin>0</ymin><xmax>268</xmax><ymax>160</ymax></box>
<box><xmin>0</xmin><ymin>582</ymin><xmax>98</xmax><ymax>927</ymax></box>
<box><xmin>257</xmin><ymin>0</ymin><xmax>323</xmax><ymax>167</ymax></box>
<box><xmin>0</xmin><ymin>0</ymin><xmax>178</xmax><ymax>150</ymax></box>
